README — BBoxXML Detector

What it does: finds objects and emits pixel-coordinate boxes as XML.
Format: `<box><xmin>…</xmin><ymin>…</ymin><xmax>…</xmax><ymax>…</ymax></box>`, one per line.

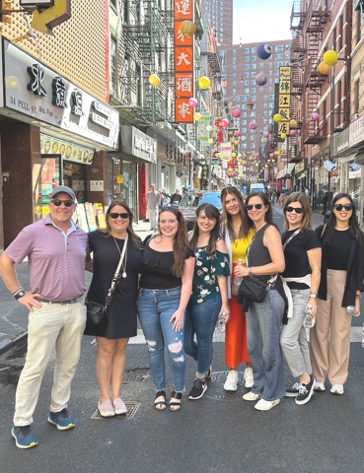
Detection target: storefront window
<box><xmin>63</xmin><ymin>162</ymin><xmax>86</xmax><ymax>203</ymax></box>
<box><xmin>40</xmin><ymin>154</ymin><xmax>61</xmax><ymax>213</ymax></box>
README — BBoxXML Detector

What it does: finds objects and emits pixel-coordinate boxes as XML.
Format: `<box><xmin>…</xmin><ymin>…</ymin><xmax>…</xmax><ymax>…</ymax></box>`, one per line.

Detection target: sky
<box><xmin>232</xmin><ymin>0</ymin><xmax>293</xmax><ymax>45</ymax></box>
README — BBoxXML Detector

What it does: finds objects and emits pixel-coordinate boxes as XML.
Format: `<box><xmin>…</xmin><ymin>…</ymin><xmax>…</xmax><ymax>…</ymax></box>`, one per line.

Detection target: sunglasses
<box><xmin>285</xmin><ymin>206</ymin><xmax>303</xmax><ymax>214</ymax></box>
<box><xmin>109</xmin><ymin>212</ymin><xmax>130</xmax><ymax>219</ymax></box>
<box><xmin>160</xmin><ymin>205</ymin><xmax>179</xmax><ymax>211</ymax></box>
<box><xmin>333</xmin><ymin>204</ymin><xmax>354</xmax><ymax>211</ymax></box>
<box><xmin>246</xmin><ymin>204</ymin><xmax>263</xmax><ymax>211</ymax></box>
<box><xmin>51</xmin><ymin>199</ymin><xmax>74</xmax><ymax>207</ymax></box>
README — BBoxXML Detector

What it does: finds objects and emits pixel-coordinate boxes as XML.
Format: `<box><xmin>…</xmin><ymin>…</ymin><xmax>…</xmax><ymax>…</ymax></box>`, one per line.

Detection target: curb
<box><xmin>0</xmin><ymin>332</ymin><xmax>27</xmax><ymax>356</ymax></box>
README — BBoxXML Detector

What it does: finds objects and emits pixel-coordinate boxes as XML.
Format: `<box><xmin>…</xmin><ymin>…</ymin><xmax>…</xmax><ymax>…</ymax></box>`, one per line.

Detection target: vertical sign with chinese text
<box><xmin>278</xmin><ymin>66</ymin><xmax>291</xmax><ymax>136</ymax></box>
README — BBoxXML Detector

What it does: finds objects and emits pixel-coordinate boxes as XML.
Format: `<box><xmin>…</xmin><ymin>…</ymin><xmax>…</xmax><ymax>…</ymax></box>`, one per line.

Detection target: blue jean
<box><xmin>137</xmin><ymin>287</ymin><xmax>186</xmax><ymax>393</ymax></box>
<box><xmin>280</xmin><ymin>288</ymin><xmax>312</xmax><ymax>378</ymax></box>
<box><xmin>246</xmin><ymin>289</ymin><xmax>286</xmax><ymax>401</ymax></box>
<box><xmin>184</xmin><ymin>294</ymin><xmax>221</xmax><ymax>378</ymax></box>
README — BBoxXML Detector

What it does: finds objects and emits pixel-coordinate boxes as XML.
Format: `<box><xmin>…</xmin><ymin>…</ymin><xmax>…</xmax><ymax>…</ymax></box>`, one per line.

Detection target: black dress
<box><xmin>85</xmin><ymin>231</ymin><xmax>143</xmax><ymax>339</ymax></box>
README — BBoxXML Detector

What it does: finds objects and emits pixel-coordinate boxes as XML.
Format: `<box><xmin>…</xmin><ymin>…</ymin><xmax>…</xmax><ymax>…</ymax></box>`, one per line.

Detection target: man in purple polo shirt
<box><xmin>0</xmin><ymin>186</ymin><xmax>88</xmax><ymax>449</ymax></box>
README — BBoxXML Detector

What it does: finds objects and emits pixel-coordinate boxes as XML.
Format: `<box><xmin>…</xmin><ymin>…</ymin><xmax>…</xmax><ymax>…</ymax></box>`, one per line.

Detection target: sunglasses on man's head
<box><xmin>51</xmin><ymin>199</ymin><xmax>74</xmax><ymax>207</ymax></box>
<box><xmin>160</xmin><ymin>205</ymin><xmax>179</xmax><ymax>211</ymax></box>
<box><xmin>333</xmin><ymin>204</ymin><xmax>353</xmax><ymax>211</ymax></box>
<box><xmin>109</xmin><ymin>212</ymin><xmax>130</xmax><ymax>219</ymax></box>
<box><xmin>285</xmin><ymin>206</ymin><xmax>303</xmax><ymax>214</ymax></box>
<box><xmin>245</xmin><ymin>204</ymin><xmax>263</xmax><ymax>211</ymax></box>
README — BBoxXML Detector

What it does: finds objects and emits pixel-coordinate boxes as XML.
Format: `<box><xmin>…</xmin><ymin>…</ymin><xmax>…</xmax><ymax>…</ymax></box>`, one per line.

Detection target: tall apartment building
<box><xmin>202</xmin><ymin>0</ymin><xmax>233</xmax><ymax>46</ymax></box>
<box><xmin>219</xmin><ymin>39</ymin><xmax>291</xmax><ymax>182</ymax></box>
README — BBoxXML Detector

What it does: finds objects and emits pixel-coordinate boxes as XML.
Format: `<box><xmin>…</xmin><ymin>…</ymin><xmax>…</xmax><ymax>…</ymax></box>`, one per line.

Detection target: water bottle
<box><xmin>216</xmin><ymin>313</ymin><xmax>228</xmax><ymax>332</ymax></box>
<box><xmin>303</xmin><ymin>304</ymin><xmax>315</xmax><ymax>329</ymax></box>
<box><xmin>234</xmin><ymin>259</ymin><xmax>243</xmax><ymax>286</ymax></box>
<box><xmin>346</xmin><ymin>305</ymin><xmax>356</xmax><ymax>315</ymax></box>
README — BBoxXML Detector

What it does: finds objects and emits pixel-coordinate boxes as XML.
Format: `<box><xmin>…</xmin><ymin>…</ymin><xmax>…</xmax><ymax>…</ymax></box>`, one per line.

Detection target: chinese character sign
<box><xmin>277</xmin><ymin>66</ymin><xmax>291</xmax><ymax>136</ymax></box>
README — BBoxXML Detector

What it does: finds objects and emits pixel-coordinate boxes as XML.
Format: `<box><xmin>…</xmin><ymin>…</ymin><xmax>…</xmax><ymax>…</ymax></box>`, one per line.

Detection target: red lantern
<box><xmin>220</xmin><ymin>118</ymin><xmax>229</xmax><ymax>128</ymax></box>
<box><xmin>235</xmin><ymin>130</ymin><xmax>242</xmax><ymax>137</ymax></box>
<box><xmin>231</xmin><ymin>109</ymin><xmax>241</xmax><ymax>118</ymax></box>
<box><xmin>311</xmin><ymin>112</ymin><xmax>320</xmax><ymax>121</ymax></box>
<box><xmin>188</xmin><ymin>97</ymin><xmax>198</xmax><ymax>108</ymax></box>
<box><xmin>249</xmin><ymin>122</ymin><xmax>257</xmax><ymax>130</ymax></box>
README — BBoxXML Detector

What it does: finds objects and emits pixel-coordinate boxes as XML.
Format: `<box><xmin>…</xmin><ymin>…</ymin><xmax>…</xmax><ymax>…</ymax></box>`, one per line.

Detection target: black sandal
<box><xmin>169</xmin><ymin>391</ymin><xmax>182</xmax><ymax>411</ymax></box>
<box><xmin>154</xmin><ymin>390</ymin><xmax>167</xmax><ymax>411</ymax></box>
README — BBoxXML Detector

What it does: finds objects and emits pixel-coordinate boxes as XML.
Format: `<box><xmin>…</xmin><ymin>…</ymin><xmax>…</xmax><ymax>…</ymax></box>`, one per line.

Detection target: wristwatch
<box><xmin>13</xmin><ymin>289</ymin><xmax>25</xmax><ymax>300</ymax></box>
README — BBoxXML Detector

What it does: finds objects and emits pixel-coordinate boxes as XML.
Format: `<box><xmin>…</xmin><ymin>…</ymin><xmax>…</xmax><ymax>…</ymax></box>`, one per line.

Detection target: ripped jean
<box><xmin>137</xmin><ymin>287</ymin><xmax>186</xmax><ymax>393</ymax></box>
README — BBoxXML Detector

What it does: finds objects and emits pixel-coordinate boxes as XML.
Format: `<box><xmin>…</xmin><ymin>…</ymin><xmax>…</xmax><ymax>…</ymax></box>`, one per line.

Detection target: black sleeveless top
<box><xmin>247</xmin><ymin>223</ymin><xmax>272</xmax><ymax>284</ymax></box>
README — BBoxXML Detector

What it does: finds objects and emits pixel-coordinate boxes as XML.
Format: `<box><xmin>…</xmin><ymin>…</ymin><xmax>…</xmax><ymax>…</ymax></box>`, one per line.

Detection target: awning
<box><xmin>287</xmin><ymin>162</ymin><xmax>296</xmax><ymax>175</ymax></box>
<box><xmin>276</xmin><ymin>162</ymin><xmax>296</xmax><ymax>179</ymax></box>
<box><xmin>276</xmin><ymin>169</ymin><xmax>286</xmax><ymax>179</ymax></box>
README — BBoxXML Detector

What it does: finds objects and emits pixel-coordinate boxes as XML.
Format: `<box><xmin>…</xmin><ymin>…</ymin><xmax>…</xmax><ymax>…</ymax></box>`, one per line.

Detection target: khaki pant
<box><xmin>310</xmin><ymin>270</ymin><xmax>352</xmax><ymax>385</ymax></box>
<box><xmin>14</xmin><ymin>301</ymin><xmax>86</xmax><ymax>426</ymax></box>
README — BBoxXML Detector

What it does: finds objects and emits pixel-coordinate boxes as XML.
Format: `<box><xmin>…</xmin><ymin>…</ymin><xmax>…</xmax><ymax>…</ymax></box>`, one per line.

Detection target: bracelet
<box><xmin>309</xmin><ymin>293</ymin><xmax>317</xmax><ymax>299</ymax></box>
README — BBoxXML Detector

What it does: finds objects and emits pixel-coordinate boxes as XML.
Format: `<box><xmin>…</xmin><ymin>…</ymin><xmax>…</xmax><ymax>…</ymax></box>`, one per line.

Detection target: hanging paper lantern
<box><xmin>271</xmin><ymin>159</ymin><xmax>276</xmax><ymax>163</ymax></box>
<box><xmin>198</xmin><ymin>76</ymin><xmax>211</xmax><ymax>89</ymax></box>
<box><xmin>255</xmin><ymin>73</ymin><xmax>268</xmax><ymax>86</ymax></box>
<box><xmin>194</xmin><ymin>113</ymin><xmax>202</xmax><ymax>121</ymax></box>
<box><xmin>263</xmin><ymin>131</ymin><xmax>270</xmax><ymax>138</ymax></box>
<box><xmin>274</xmin><ymin>150</ymin><xmax>281</xmax><ymax>156</ymax></box>
<box><xmin>323</xmin><ymin>50</ymin><xmax>339</xmax><ymax>66</ymax></box>
<box><xmin>270</xmin><ymin>153</ymin><xmax>275</xmax><ymax>158</ymax></box>
<box><xmin>317</xmin><ymin>61</ymin><xmax>332</xmax><ymax>75</ymax></box>
<box><xmin>220</xmin><ymin>118</ymin><xmax>229</xmax><ymax>128</ymax></box>
<box><xmin>148</xmin><ymin>74</ymin><xmax>160</xmax><ymax>87</ymax></box>
<box><xmin>290</xmin><ymin>129</ymin><xmax>297</xmax><ymax>136</ymax></box>
<box><xmin>273</xmin><ymin>113</ymin><xmax>283</xmax><ymax>123</ymax></box>
<box><xmin>249</xmin><ymin>122</ymin><xmax>257</xmax><ymax>130</ymax></box>
<box><xmin>208</xmin><ymin>138</ymin><xmax>213</xmax><ymax>145</ymax></box>
<box><xmin>280</xmin><ymin>133</ymin><xmax>287</xmax><ymax>140</ymax></box>
<box><xmin>257</xmin><ymin>43</ymin><xmax>273</xmax><ymax>60</ymax></box>
<box><xmin>219</xmin><ymin>153</ymin><xmax>224</xmax><ymax>159</ymax></box>
<box><xmin>206</xmin><ymin>125</ymin><xmax>213</xmax><ymax>132</ymax></box>
<box><xmin>179</xmin><ymin>20</ymin><xmax>196</xmax><ymax>37</ymax></box>
<box><xmin>265</xmin><ymin>164</ymin><xmax>269</xmax><ymax>168</ymax></box>
<box><xmin>255</xmin><ymin>162</ymin><xmax>259</xmax><ymax>167</ymax></box>
<box><xmin>231</xmin><ymin>109</ymin><xmax>241</xmax><ymax>118</ymax></box>
<box><xmin>246</xmin><ymin>99</ymin><xmax>255</xmax><ymax>111</ymax></box>
<box><xmin>222</xmin><ymin>81</ymin><xmax>228</xmax><ymax>88</ymax></box>
<box><xmin>289</xmin><ymin>119</ymin><xmax>298</xmax><ymax>128</ymax></box>
<box><xmin>261</xmin><ymin>137</ymin><xmax>267</xmax><ymax>143</ymax></box>
<box><xmin>311</xmin><ymin>111</ymin><xmax>320</xmax><ymax>121</ymax></box>
<box><xmin>235</xmin><ymin>130</ymin><xmax>242</xmax><ymax>137</ymax></box>
<box><xmin>232</xmin><ymin>152</ymin><xmax>237</xmax><ymax>158</ymax></box>
<box><xmin>254</xmin><ymin>152</ymin><xmax>259</xmax><ymax>158</ymax></box>
<box><xmin>188</xmin><ymin>97</ymin><xmax>198</xmax><ymax>108</ymax></box>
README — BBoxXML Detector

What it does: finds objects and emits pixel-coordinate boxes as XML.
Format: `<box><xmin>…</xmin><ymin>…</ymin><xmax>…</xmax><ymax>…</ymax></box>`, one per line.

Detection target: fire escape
<box><xmin>300</xmin><ymin>1</ymin><xmax>330</xmax><ymax>145</ymax></box>
<box><xmin>114</xmin><ymin>0</ymin><xmax>174</xmax><ymax>129</ymax></box>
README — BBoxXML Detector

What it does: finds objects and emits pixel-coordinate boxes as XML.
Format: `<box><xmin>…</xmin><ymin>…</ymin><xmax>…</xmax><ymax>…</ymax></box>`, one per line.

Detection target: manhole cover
<box><xmin>91</xmin><ymin>401</ymin><xmax>140</xmax><ymax>419</ymax></box>
<box><xmin>205</xmin><ymin>371</ymin><xmax>249</xmax><ymax>400</ymax></box>
<box><xmin>123</xmin><ymin>368</ymin><xmax>150</xmax><ymax>383</ymax></box>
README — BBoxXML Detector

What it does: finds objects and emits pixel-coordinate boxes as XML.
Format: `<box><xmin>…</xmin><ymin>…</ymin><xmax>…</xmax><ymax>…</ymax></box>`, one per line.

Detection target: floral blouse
<box><xmin>191</xmin><ymin>246</ymin><xmax>230</xmax><ymax>304</ymax></box>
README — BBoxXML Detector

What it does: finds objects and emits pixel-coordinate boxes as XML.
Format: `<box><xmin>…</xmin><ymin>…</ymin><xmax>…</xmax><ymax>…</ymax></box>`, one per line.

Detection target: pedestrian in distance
<box><xmin>311</xmin><ymin>193</ymin><xmax>364</xmax><ymax>395</ymax></box>
<box><xmin>146</xmin><ymin>183</ymin><xmax>160</xmax><ymax>231</ymax></box>
<box><xmin>137</xmin><ymin>207</ymin><xmax>195</xmax><ymax>411</ymax></box>
<box><xmin>85</xmin><ymin>201</ymin><xmax>143</xmax><ymax>417</ymax></box>
<box><xmin>0</xmin><ymin>186</ymin><xmax>88</xmax><ymax>449</ymax></box>
<box><xmin>280</xmin><ymin>192</ymin><xmax>321</xmax><ymax>405</ymax></box>
<box><xmin>170</xmin><ymin>189</ymin><xmax>182</xmax><ymax>204</ymax></box>
<box><xmin>184</xmin><ymin>203</ymin><xmax>230</xmax><ymax>400</ymax></box>
<box><xmin>220</xmin><ymin>186</ymin><xmax>255</xmax><ymax>392</ymax></box>
<box><xmin>241</xmin><ymin>192</ymin><xmax>286</xmax><ymax>411</ymax></box>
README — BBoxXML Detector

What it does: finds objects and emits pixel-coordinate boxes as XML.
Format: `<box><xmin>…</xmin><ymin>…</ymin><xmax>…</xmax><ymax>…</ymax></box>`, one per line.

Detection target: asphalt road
<box><xmin>1</xmin><ymin>209</ymin><xmax>364</xmax><ymax>472</ymax></box>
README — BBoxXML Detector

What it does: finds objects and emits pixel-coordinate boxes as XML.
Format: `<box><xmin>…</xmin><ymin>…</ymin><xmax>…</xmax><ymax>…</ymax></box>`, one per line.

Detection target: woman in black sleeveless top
<box><xmin>237</xmin><ymin>192</ymin><xmax>286</xmax><ymax>411</ymax></box>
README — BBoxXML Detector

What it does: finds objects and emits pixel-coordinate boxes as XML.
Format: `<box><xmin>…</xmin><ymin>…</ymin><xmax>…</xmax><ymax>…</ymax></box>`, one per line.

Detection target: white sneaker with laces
<box><xmin>242</xmin><ymin>391</ymin><xmax>260</xmax><ymax>401</ymax></box>
<box><xmin>330</xmin><ymin>384</ymin><xmax>344</xmax><ymax>395</ymax></box>
<box><xmin>254</xmin><ymin>398</ymin><xmax>280</xmax><ymax>411</ymax></box>
<box><xmin>223</xmin><ymin>370</ymin><xmax>239</xmax><ymax>391</ymax></box>
<box><xmin>244</xmin><ymin>367</ymin><xmax>254</xmax><ymax>388</ymax></box>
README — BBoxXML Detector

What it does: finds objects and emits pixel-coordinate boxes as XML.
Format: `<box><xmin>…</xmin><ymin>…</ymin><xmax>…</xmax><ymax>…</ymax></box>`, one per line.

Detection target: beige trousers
<box><xmin>310</xmin><ymin>270</ymin><xmax>352</xmax><ymax>385</ymax></box>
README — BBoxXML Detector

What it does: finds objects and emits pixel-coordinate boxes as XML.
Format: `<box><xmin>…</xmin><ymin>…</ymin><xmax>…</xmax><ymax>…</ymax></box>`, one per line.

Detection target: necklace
<box><xmin>112</xmin><ymin>237</ymin><xmax>127</xmax><ymax>278</ymax></box>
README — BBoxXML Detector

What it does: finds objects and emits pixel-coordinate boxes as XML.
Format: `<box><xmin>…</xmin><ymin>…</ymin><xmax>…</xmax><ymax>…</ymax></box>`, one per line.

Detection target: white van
<box><xmin>250</xmin><ymin>183</ymin><xmax>265</xmax><ymax>194</ymax></box>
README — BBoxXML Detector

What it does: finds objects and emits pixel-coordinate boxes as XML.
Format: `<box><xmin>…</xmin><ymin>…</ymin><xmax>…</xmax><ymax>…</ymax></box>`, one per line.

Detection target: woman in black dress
<box><xmin>85</xmin><ymin>201</ymin><xmax>143</xmax><ymax>417</ymax></box>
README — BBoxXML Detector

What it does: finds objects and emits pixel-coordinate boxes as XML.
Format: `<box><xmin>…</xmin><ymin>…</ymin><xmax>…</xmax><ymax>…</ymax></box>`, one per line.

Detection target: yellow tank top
<box><xmin>231</xmin><ymin>228</ymin><xmax>255</xmax><ymax>264</ymax></box>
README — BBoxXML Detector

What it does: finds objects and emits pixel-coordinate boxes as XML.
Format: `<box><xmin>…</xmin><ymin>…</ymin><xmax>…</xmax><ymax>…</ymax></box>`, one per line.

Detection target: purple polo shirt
<box><xmin>5</xmin><ymin>214</ymin><xmax>88</xmax><ymax>301</ymax></box>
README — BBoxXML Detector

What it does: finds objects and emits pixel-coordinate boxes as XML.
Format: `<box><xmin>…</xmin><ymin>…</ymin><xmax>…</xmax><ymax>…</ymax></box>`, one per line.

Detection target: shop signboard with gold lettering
<box><xmin>278</xmin><ymin>66</ymin><xmax>291</xmax><ymax>136</ymax></box>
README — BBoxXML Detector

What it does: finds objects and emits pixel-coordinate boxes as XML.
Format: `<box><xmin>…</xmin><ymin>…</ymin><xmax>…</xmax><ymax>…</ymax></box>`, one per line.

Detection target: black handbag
<box><xmin>237</xmin><ymin>274</ymin><xmax>270</xmax><ymax>303</ymax></box>
<box><xmin>85</xmin><ymin>234</ymin><xmax>128</xmax><ymax>332</ymax></box>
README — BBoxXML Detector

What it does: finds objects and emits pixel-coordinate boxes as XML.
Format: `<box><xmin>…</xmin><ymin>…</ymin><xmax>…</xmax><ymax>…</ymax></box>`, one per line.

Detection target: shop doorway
<box><xmin>40</xmin><ymin>154</ymin><xmax>62</xmax><ymax>212</ymax></box>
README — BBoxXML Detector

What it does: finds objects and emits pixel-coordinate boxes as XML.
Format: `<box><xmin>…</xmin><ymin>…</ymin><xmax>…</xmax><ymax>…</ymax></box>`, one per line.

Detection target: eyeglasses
<box><xmin>245</xmin><ymin>204</ymin><xmax>263</xmax><ymax>211</ymax></box>
<box><xmin>51</xmin><ymin>199</ymin><xmax>74</xmax><ymax>207</ymax></box>
<box><xmin>333</xmin><ymin>204</ymin><xmax>353</xmax><ymax>211</ymax></box>
<box><xmin>285</xmin><ymin>206</ymin><xmax>303</xmax><ymax>214</ymax></box>
<box><xmin>109</xmin><ymin>212</ymin><xmax>130</xmax><ymax>219</ymax></box>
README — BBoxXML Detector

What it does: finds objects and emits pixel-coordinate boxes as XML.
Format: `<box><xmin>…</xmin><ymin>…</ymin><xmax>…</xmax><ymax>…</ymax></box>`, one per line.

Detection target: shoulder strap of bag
<box><xmin>282</xmin><ymin>228</ymin><xmax>300</xmax><ymax>251</ymax></box>
<box><xmin>320</xmin><ymin>224</ymin><xmax>327</xmax><ymax>239</ymax></box>
<box><xmin>105</xmin><ymin>233</ymin><xmax>128</xmax><ymax>307</ymax></box>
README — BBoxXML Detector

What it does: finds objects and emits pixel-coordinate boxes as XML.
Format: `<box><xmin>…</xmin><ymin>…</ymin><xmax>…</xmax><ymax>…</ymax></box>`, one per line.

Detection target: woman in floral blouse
<box><xmin>184</xmin><ymin>203</ymin><xmax>230</xmax><ymax>400</ymax></box>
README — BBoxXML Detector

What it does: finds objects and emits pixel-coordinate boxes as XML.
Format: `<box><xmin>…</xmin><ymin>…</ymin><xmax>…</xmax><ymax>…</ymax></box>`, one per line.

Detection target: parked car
<box><xmin>178</xmin><ymin>191</ymin><xmax>222</xmax><ymax>230</ymax></box>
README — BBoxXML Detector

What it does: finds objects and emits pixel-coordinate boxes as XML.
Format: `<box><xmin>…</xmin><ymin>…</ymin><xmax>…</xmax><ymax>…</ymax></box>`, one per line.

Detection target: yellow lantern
<box><xmin>208</xmin><ymin>138</ymin><xmax>213</xmax><ymax>145</ymax></box>
<box><xmin>289</xmin><ymin>119</ymin><xmax>298</xmax><ymax>128</ymax></box>
<box><xmin>194</xmin><ymin>113</ymin><xmax>202</xmax><ymax>121</ymax></box>
<box><xmin>148</xmin><ymin>74</ymin><xmax>160</xmax><ymax>87</ymax></box>
<box><xmin>323</xmin><ymin>50</ymin><xmax>339</xmax><ymax>66</ymax></box>
<box><xmin>198</xmin><ymin>76</ymin><xmax>211</xmax><ymax>89</ymax></box>
<box><xmin>255</xmin><ymin>163</ymin><xmax>259</xmax><ymax>167</ymax></box>
<box><xmin>179</xmin><ymin>20</ymin><xmax>196</xmax><ymax>37</ymax></box>
<box><xmin>274</xmin><ymin>150</ymin><xmax>281</xmax><ymax>156</ymax></box>
<box><xmin>280</xmin><ymin>133</ymin><xmax>287</xmax><ymax>140</ymax></box>
<box><xmin>317</xmin><ymin>61</ymin><xmax>332</xmax><ymax>75</ymax></box>
<box><xmin>273</xmin><ymin>113</ymin><xmax>283</xmax><ymax>123</ymax></box>
<box><xmin>232</xmin><ymin>152</ymin><xmax>237</xmax><ymax>158</ymax></box>
<box><xmin>219</xmin><ymin>153</ymin><xmax>224</xmax><ymax>159</ymax></box>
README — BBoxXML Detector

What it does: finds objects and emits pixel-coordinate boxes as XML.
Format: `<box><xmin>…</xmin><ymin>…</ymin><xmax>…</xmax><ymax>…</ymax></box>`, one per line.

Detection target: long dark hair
<box><xmin>245</xmin><ymin>192</ymin><xmax>275</xmax><ymax>227</ymax></box>
<box><xmin>326</xmin><ymin>193</ymin><xmax>363</xmax><ymax>245</ymax></box>
<box><xmin>220</xmin><ymin>186</ymin><xmax>251</xmax><ymax>240</ymax></box>
<box><xmin>103</xmin><ymin>200</ymin><xmax>143</xmax><ymax>249</ymax></box>
<box><xmin>190</xmin><ymin>203</ymin><xmax>221</xmax><ymax>254</ymax></box>
<box><xmin>157</xmin><ymin>208</ymin><xmax>190</xmax><ymax>277</ymax></box>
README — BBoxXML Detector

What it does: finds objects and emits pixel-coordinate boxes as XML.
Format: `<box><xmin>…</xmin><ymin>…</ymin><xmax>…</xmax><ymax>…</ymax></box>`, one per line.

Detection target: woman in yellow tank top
<box><xmin>220</xmin><ymin>187</ymin><xmax>255</xmax><ymax>392</ymax></box>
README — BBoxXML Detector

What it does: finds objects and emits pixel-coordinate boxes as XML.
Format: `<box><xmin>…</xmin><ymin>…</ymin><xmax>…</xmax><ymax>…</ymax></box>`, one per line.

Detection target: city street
<box><xmin>1</xmin><ymin>208</ymin><xmax>364</xmax><ymax>473</ymax></box>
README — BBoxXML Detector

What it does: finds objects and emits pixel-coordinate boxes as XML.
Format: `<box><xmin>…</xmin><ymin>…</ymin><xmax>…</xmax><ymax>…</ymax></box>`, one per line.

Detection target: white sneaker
<box><xmin>223</xmin><ymin>370</ymin><xmax>239</xmax><ymax>391</ymax></box>
<box><xmin>242</xmin><ymin>391</ymin><xmax>260</xmax><ymax>401</ymax></box>
<box><xmin>98</xmin><ymin>399</ymin><xmax>115</xmax><ymax>417</ymax></box>
<box><xmin>330</xmin><ymin>384</ymin><xmax>344</xmax><ymax>395</ymax></box>
<box><xmin>314</xmin><ymin>381</ymin><xmax>326</xmax><ymax>392</ymax></box>
<box><xmin>113</xmin><ymin>397</ymin><xmax>128</xmax><ymax>415</ymax></box>
<box><xmin>244</xmin><ymin>367</ymin><xmax>254</xmax><ymax>388</ymax></box>
<box><xmin>254</xmin><ymin>398</ymin><xmax>280</xmax><ymax>411</ymax></box>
